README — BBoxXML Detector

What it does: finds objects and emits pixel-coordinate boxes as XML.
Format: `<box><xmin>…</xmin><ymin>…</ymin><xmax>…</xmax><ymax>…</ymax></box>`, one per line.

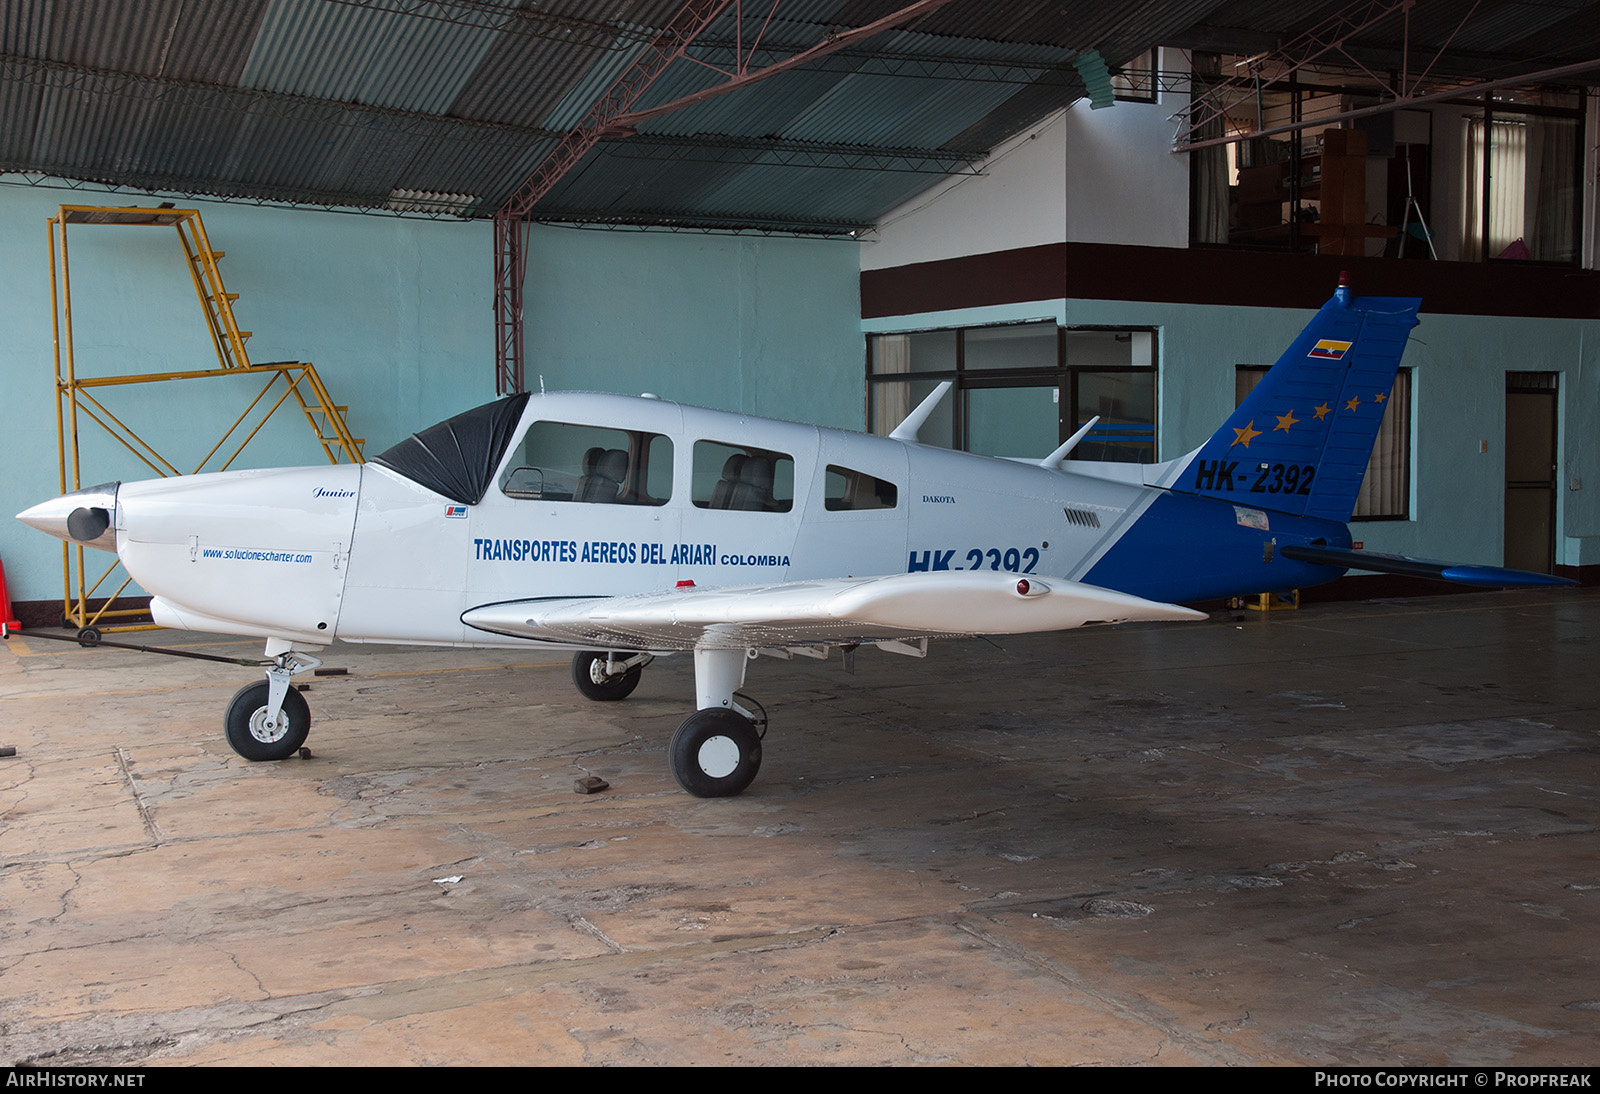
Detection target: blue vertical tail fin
<box><xmin>1172</xmin><ymin>279</ymin><xmax>1420</xmax><ymax>522</ymax></box>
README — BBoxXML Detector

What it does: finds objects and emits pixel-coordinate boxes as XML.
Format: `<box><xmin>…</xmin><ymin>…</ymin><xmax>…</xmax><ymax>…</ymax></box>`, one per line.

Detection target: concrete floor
<box><xmin>1</xmin><ymin>588</ymin><xmax>1597</xmax><ymax>1066</ymax></box>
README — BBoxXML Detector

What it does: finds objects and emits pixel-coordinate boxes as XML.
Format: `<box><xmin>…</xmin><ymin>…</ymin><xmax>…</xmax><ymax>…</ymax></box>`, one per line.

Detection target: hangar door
<box><xmin>1505</xmin><ymin>372</ymin><xmax>1558</xmax><ymax>574</ymax></box>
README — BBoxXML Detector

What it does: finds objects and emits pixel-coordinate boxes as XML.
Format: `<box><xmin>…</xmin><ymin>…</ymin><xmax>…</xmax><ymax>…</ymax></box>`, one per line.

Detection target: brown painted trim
<box><xmin>862</xmin><ymin>242</ymin><xmax>1600</xmax><ymax>321</ymax></box>
<box><xmin>863</xmin><ymin>243</ymin><xmax>1065</xmax><ymax>319</ymax></box>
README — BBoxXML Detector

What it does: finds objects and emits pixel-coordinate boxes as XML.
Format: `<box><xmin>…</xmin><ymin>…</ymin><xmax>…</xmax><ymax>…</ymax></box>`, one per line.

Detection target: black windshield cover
<box><xmin>370</xmin><ymin>393</ymin><xmax>529</xmax><ymax>505</ymax></box>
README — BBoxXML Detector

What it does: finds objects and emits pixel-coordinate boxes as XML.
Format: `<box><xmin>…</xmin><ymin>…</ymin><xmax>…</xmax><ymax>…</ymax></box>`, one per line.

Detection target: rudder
<box><xmin>1173</xmin><ymin>280</ymin><xmax>1420</xmax><ymax>523</ymax></box>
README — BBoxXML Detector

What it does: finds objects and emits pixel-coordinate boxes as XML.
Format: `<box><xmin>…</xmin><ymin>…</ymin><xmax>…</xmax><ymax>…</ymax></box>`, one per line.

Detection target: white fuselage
<box><xmin>125</xmin><ymin>392</ymin><xmax>1163</xmax><ymax>649</ymax></box>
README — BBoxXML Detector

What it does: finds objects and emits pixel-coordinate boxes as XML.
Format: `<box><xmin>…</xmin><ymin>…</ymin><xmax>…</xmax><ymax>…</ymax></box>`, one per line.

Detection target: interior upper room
<box><xmin>1183</xmin><ymin>37</ymin><xmax>1589</xmax><ymax>265</ymax></box>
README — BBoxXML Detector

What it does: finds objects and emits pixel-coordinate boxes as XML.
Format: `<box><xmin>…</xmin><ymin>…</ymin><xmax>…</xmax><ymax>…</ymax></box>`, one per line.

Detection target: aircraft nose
<box><xmin>16</xmin><ymin>482</ymin><xmax>121</xmax><ymax>552</ymax></box>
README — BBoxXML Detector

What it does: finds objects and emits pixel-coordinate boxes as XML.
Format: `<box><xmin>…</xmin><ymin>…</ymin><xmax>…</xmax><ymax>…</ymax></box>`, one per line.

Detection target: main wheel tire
<box><xmin>224</xmin><ymin>680</ymin><xmax>311</xmax><ymax>761</ymax></box>
<box><xmin>571</xmin><ymin>651</ymin><xmax>642</xmax><ymax>701</ymax></box>
<box><xmin>669</xmin><ymin>708</ymin><xmax>762</xmax><ymax>798</ymax></box>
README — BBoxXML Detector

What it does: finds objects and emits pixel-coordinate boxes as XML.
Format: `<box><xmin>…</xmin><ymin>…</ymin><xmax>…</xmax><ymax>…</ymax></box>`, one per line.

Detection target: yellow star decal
<box><xmin>1274</xmin><ymin>410</ymin><xmax>1299</xmax><ymax>433</ymax></box>
<box><xmin>1312</xmin><ymin>403</ymin><xmax>1331</xmax><ymax>420</ymax></box>
<box><xmin>1231</xmin><ymin>420</ymin><xmax>1262</xmax><ymax>448</ymax></box>
<box><xmin>1375</xmin><ymin>391</ymin><xmax>1387</xmax><ymax>403</ymax></box>
<box><xmin>1346</xmin><ymin>396</ymin><xmax>1362</xmax><ymax>412</ymax></box>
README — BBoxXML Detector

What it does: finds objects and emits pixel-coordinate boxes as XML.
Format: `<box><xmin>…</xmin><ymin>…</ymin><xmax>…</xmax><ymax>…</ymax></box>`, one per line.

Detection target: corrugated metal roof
<box><xmin>240</xmin><ymin>0</ymin><xmax>507</xmax><ymax>113</ymax></box>
<box><xmin>449</xmin><ymin>27</ymin><xmax>625</xmax><ymax>125</ymax></box>
<box><xmin>1</xmin><ymin>0</ymin><xmax>269</xmax><ymax>83</ymax></box>
<box><xmin>3</xmin><ymin>0</ymin><xmax>1596</xmax><ymax>233</ymax></box>
<box><xmin>540</xmin><ymin>32</ymin><xmax>653</xmax><ymax>128</ymax></box>
<box><xmin>778</xmin><ymin>69</ymin><xmax>1023</xmax><ymax>146</ymax></box>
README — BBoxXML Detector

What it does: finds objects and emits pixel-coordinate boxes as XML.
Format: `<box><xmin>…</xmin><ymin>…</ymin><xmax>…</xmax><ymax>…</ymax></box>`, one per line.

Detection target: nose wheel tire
<box><xmin>224</xmin><ymin>680</ymin><xmax>311</xmax><ymax>761</ymax></box>
<box><xmin>571</xmin><ymin>651</ymin><xmax>642</xmax><ymax>701</ymax></box>
<box><xmin>669</xmin><ymin>708</ymin><xmax>762</xmax><ymax>798</ymax></box>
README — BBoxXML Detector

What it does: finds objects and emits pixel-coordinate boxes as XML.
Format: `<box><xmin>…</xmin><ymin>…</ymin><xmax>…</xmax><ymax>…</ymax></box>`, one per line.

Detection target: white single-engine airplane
<box><xmin>17</xmin><ymin>278</ymin><xmax>1571</xmax><ymax>795</ymax></box>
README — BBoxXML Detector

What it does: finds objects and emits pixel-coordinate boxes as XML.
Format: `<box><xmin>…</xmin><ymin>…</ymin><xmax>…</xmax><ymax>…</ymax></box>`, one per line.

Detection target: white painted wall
<box><xmin>863</xmin><ymin>50</ymin><xmax>1189</xmax><ymax>270</ymax></box>
<box><xmin>1063</xmin><ymin>60</ymin><xmax>1189</xmax><ymax>249</ymax></box>
<box><xmin>860</xmin><ymin>108</ymin><xmax>1067</xmax><ymax>271</ymax></box>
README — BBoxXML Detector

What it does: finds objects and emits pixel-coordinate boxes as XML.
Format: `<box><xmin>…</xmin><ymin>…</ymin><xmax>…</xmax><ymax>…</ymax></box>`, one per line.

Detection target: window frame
<box><xmin>1234</xmin><ymin>364</ymin><xmax>1411</xmax><ymax>521</ymax></box>
<box><xmin>1187</xmin><ymin>51</ymin><xmax>1585</xmax><ymax>265</ymax></box>
<box><xmin>1462</xmin><ymin>96</ymin><xmax>1584</xmax><ymax>265</ymax></box>
<box><xmin>690</xmin><ymin>439</ymin><xmax>796</xmax><ymax>513</ymax></box>
<box><xmin>824</xmin><ymin>464</ymin><xmax>899</xmax><ymax>512</ymax></box>
<box><xmin>866</xmin><ymin>322</ymin><xmax>1159</xmax><ymax>463</ymax></box>
<box><xmin>1112</xmin><ymin>47</ymin><xmax>1158</xmax><ymax>104</ymax></box>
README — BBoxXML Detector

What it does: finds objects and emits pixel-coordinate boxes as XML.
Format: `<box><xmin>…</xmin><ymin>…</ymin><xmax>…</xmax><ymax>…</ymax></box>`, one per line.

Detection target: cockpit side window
<box><xmin>692</xmin><ymin>440</ymin><xmax>794</xmax><ymax>512</ymax></box>
<box><xmin>500</xmin><ymin>421</ymin><xmax>672</xmax><ymax>505</ymax></box>
<box><xmin>824</xmin><ymin>465</ymin><xmax>898</xmax><ymax>511</ymax></box>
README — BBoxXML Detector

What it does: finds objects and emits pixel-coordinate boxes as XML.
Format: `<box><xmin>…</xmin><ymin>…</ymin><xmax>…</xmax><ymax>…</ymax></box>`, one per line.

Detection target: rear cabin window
<box><xmin>692</xmin><ymin>441</ymin><xmax>794</xmax><ymax>512</ymax></box>
<box><xmin>500</xmin><ymin>422</ymin><xmax>672</xmax><ymax>505</ymax></box>
<box><xmin>825</xmin><ymin>465</ymin><xmax>898</xmax><ymax>511</ymax></box>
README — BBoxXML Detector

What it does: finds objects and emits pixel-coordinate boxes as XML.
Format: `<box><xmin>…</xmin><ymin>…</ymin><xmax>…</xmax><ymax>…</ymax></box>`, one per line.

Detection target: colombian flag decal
<box><xmin>1309</xmin><ymin>339</ymin><xmax>1352</xmax><ymax>360</ymax></box>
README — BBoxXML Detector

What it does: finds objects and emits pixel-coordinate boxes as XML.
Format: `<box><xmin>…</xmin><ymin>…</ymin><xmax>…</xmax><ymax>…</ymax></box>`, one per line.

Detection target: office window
<box><xmin>1187</xmin><ymin>50</ymin><xmax>1582</xmax><ymax>264</ymax></box>
<box><xmin>1112</xmin><ymin>48</ymin><xmax>1158</xmax><ymax>103</ymax></box>
<box><xmin>868</xmin><ymin>323</ymin><xmax>1157</xmax><ymax>463</ymax></box>
<box><xmin>1462</xmin><ymin>107</ymin><xmax>1580</xmax><ymax>263</ymax></box>
<box><xmin>1235</xmin><ymin>366</ymin><xmax>1409</xmax><ymax>519</ymax></box>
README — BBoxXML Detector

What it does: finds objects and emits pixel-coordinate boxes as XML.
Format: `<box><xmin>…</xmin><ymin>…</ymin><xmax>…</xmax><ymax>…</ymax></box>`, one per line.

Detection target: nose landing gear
<box><xmin>225</xmin><ymin>679</ymin><xmax>310</xmax><ymax>760</ymax></box>
<box><xmin>222</xmin><ymin>640</ymin><xmax>321</xmax><ymax>762</ymax></box>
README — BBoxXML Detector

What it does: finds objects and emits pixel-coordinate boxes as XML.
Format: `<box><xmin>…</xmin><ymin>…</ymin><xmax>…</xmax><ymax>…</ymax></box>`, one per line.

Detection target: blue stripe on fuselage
<box><xmin>1083</xmin><ymin>491</ymin><xmax>1351</xmax><ymax>603</ymax></box>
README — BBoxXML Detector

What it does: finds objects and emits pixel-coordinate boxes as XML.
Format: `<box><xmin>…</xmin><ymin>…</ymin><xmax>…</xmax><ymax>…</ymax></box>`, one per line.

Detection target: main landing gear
<box><xmin>222</xmin><ymin>639</ymin><xmax>321</xmax><ymax>762</ymax></box>
<box><xmin>570</xmin><ymin>646</ymin><xmax>766</xmax><ymax>798</ymax></box>
<box><xmin>221</xmin><ymin>640</ymin><xmax>769</xmax><ymax>795</ymax></box>
<box><xmin>668</xmin><ymin>708</ymin><xmax>762</xmax><ymax>798</ymax></box>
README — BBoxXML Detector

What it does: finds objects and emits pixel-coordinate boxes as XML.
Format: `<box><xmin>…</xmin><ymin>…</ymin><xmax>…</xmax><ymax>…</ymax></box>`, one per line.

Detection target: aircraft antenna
<box><xmin>1040</xmin><ymin>416</ymin><xmax>1101</xmax><ymax>468</ymax></box>
<box><xmin>888</xmin><ymin>381</ymin><xmax>952</xmax><ymax>442</ymax></box>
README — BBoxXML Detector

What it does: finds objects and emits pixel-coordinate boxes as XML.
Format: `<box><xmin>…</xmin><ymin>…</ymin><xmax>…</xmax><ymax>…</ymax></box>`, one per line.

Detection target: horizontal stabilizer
<box><xmin>462</xmin><ymin>571</ymin><xmax>1206</xmax><ymax>651</ymax></box>
<box><xmin>1278</xmin><ymin>545</ymin><xmax>1575</xmax><ymax>588</ymax></box>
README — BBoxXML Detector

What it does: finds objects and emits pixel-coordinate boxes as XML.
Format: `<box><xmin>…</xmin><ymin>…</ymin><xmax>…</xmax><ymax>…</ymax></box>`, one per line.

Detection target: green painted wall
<box><xmin>0</xmin><ymin>185</ymin><xmax>864</xmax><ymax>606</ymax></box>
<box><xmin>522</xmin><ymin>225</ymin><xmax>863</xmax><ymax>427</ymax></box>
<box><xmin>866</xmin><ymin>296</ymin><xmax>1600</xmax><ymax>572</ymax></box>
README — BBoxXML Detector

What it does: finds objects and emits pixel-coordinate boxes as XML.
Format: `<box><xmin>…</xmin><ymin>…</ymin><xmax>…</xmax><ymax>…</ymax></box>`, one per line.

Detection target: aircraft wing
<box><xmin>1278</xmin><ymin>544</ymin><xmax>1576</xmax><ymax>587</ymax></box>
<box><xmin>461</xmin><ymin>571</ymin><xmax>1206</xmax><ymax>652</ymax></box>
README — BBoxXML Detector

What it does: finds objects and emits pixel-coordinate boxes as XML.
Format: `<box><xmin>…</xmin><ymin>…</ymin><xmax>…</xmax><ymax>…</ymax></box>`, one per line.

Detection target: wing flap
<box><xmin>462</xmin><ymin>571</ymin><xmax>1205</xmax><ymax>651</ymax></box>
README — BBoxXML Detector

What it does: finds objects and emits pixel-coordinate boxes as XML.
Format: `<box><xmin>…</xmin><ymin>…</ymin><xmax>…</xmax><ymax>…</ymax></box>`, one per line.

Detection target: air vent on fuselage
<box><xmin>1063</xmin><ymin>508</ymin><xmax>1101</xmax><ymax>528</ymax></box>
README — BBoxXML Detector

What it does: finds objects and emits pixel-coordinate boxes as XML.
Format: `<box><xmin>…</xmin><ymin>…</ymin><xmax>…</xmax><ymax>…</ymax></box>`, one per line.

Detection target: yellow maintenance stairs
<box><xmin>47</xmin><ymin>204</ymin><xmax>365</xmax><ymax>637</ymax></box>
